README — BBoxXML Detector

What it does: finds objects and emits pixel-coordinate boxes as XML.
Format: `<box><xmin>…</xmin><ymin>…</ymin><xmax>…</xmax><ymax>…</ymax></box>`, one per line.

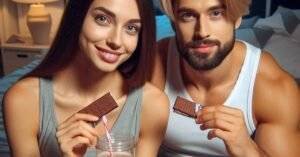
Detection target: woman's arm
<box><xmin>3</xmin><ymin>78</ymin><xmax>40</xmax><ymax>157</ymax></box>
<box><xmin>135</xmin><ymin>83</ymin><xmax>169</xmax><ymax>157</ymax></box>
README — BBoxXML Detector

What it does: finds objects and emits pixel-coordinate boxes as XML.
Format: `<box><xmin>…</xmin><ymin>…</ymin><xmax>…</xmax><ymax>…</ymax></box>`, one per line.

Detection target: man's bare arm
<box><xmin>253</xmin><ymin>52</ymin><xmax>300</xmax><ymax>157</ymax></box>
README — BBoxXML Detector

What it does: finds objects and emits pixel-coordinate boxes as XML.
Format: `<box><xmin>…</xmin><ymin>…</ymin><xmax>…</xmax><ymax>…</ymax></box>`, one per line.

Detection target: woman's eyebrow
<box><xmin>128</xmin><ymin>19</ymin><xmax>141</xmax><ymax>24</ymax></box>
<box><xmin>93</xmin><ymin>6</ymin><xmax>116</xmax><ymax>18</ymax></box>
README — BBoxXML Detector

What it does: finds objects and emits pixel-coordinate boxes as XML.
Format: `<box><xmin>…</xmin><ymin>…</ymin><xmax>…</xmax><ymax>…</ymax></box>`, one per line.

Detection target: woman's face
<box><xmin>79</xmin><ymin>0</ymin><xmax>141</xmax><ymax>72</ymax></box>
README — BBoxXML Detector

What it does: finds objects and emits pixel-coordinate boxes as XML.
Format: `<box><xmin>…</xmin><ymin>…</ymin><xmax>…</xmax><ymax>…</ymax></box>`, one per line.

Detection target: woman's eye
<box><xmin>179</xmin><ymin>12</ymin><xmax>196</xmax><ymax>22</ymax></box>
<box><xmin>95</xmin><ymin>14</ymin><xmax>111</xmax><ymax>25</ymax></box>
<box><xmin>126</xmin><ymin>25</ymin><xmax>140</xmax><ymax>35</ymax></box>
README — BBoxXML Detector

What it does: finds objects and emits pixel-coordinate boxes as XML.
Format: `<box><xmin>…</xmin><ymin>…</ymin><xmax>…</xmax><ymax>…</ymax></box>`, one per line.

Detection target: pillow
<box><xmin>269</xmin><ymin>6</ymin><xmax>300</xmax><ymax>42</ymax></box>
<box><xmin>254</xmin><ymin>11</ymin><xmax>299</xmax><ymax>35</ymax></box>
<box><xmin>275</xmin><ymin>6</ymin><xmax>300</xmax><ymax>20</ymax></box>
<box><xmin>156</xmin><ymin>15</ymin><xmax>174</xmax><ymax>40</ymax></box>
<box><xmin>291</xmin><ymin>25</ymin><xmax>300</xmax><ymax>42</ymax></box>
<box><xmin>236</xmin><ymin>27</ymin><xmax>274</xmax><ymax>48</ymax></box>
<box><xmin>279</xmin><ymin>10</ymin><xmax>299</xmax><ymax>34</ymax></box>
<box><xmin>263</xmin><ymin>34</ymin><xmax>300</xmax><ymax>79</ymax></box>
<box><xmin>239</xmin><ymin>16</ymin><xmax>259</xmax><ymax>29</ymax></box>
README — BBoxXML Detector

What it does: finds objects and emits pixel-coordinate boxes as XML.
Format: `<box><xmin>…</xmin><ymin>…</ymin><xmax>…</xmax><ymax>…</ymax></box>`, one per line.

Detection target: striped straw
<box><xmin>102</xmin><ymin>115</ymin><xmax>113</xmax><ymax>157</ymax></box>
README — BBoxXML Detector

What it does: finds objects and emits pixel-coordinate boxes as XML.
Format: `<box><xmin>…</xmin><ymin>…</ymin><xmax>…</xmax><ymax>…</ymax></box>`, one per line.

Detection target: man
<box><xmin>151</xmin><ymin>0</ymin><xmax>300</xmax><ymax>156</ymax></box>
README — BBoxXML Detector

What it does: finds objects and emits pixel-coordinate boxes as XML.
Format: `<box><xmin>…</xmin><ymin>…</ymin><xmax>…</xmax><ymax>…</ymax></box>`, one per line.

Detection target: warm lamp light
<box><xmin>12</xmin><ymin>0</ymin><xmax>58</xmax><ymax>44</ymax></box>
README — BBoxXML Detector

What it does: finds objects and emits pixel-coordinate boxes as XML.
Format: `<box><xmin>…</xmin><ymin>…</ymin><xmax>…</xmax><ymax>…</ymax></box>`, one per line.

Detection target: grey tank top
<box><xmin>38</xmin><ymin>78</ymin><xmax>143</xmax><ymax>157</ymax></box>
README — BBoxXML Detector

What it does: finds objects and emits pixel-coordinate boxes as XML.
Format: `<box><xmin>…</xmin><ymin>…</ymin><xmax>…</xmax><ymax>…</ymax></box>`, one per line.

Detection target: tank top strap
<box><xmin>111</xmin><ymin>87</ymin><xmax>143</xmax><ymax>141</ymax></box>
<box><xmin>38</xmin><ymin>77</ymin><xmax>61</xmax><ymax>156</ymax></box>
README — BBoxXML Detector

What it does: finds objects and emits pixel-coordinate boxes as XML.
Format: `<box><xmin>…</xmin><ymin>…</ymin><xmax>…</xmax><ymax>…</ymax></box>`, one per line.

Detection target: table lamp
<box><xmin>11</xmin><ymin>0</ymin><xmax>58</xmax><ymax>45</ymax></box>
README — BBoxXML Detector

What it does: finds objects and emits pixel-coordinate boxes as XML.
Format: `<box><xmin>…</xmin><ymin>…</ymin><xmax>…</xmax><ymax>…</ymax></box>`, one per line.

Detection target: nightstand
<box><xmin>0</xmin><ymin>43</ymin><xmax>49</xmax><ymax>75</ymax></box>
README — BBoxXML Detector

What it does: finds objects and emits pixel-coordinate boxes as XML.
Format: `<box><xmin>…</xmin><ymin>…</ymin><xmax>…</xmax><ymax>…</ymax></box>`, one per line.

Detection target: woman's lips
<box><xmin>95</xmin><ymin>46</ymin><xmax>121</xmax><ymax>64</ymax></box>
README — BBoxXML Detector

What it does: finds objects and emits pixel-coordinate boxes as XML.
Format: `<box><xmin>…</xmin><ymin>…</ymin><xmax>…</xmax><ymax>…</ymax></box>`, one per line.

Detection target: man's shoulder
<box><xmin>150</xmin><ymin>37</ymin><xmax>174</xmax><ymax>89</ymax></box>
<box><xmin>142</xmin><ymin>82</ymin><xmax>169</xmax><ymax>106</ymax></box>
<box><xmin>256</xmin><ymin>51</ymin><xmax>296</xmax><ymax>87</ymax></box>
<box><xmin>157</xmin><ymin>36</ymin><xmax>173</xmax><ymax>54</ymax></box>
<box><xmin>253</xmin><ymin>51</ymin><xmax>299</xmax><ymax>122</ymax></box>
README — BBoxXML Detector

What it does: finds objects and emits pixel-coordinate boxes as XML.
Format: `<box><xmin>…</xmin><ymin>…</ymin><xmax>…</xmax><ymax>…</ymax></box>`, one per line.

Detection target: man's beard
<box><xmin>176</xmin><ymin>35</ymin><xmax>235</xmax><ymax>71</ymax></box>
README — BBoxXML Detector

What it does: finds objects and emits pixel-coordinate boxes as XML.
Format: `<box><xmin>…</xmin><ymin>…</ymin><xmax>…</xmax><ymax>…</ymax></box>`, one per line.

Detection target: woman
<box><xmin>3</xmin><ymin>0</ymin><xmax>169</xmax><ymax>156</ymax></box>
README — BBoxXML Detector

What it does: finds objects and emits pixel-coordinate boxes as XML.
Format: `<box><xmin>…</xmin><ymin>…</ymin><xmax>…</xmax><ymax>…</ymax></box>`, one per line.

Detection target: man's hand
<box><xmin>195</xmin><ymin>105</ymin><xmax>260</xmax><ymax>157</ymax></box>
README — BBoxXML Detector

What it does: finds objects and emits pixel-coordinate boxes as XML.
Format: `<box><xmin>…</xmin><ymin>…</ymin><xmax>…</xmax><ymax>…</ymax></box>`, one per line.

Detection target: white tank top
<box><xmin>159</xmin><ymin>38</ymin><xmax>261</xmax><ymax>157</ymax></box>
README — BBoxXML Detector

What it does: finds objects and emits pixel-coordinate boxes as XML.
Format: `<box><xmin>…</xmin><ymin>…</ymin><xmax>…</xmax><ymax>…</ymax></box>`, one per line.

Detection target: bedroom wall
<box><xmin>1</xmin><ymin>0</ymin><xmax>18</xmax><ymax>43</ymax></box>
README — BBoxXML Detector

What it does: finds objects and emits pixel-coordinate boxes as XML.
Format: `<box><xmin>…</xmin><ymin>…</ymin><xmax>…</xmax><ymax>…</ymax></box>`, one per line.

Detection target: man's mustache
<box><xmin>186</xmin><ymin>39</ymin><xmax>221</xmax><ymax>48</ymax></box>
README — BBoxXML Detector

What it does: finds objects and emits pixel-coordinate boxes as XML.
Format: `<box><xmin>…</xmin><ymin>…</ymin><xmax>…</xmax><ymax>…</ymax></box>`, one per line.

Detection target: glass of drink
<box><xmin>96</xmin><ymin>133</ymin><xmax>135</xmax><ymax>157</ymax></box>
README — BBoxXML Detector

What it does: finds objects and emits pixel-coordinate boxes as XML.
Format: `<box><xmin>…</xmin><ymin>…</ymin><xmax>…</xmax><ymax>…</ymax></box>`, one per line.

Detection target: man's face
<box><xmin>173</xmin><ymin>0</ymin><xmax>239</xmax><ymax>70</ymax></box>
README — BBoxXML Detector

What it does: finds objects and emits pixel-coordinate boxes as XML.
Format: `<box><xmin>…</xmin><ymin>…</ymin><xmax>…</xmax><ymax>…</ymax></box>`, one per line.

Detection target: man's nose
<box><xmin>194</xmin><ymin>16</ymin><xmax>210</xmax><ymax>40</ymax></box>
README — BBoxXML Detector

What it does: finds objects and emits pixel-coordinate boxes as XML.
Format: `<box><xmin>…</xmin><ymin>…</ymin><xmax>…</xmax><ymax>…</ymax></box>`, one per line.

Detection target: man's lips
<box><xmin>190</xmin><ymin>43</ymin><xmax>216</xmax><ymax>54</ymax></box>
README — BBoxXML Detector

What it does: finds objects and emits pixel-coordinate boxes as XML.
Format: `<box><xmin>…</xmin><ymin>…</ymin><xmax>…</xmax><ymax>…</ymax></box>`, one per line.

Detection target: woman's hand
<box><xmin>56</xmin><ymin>113</ymin><xmax>99</xmax><ymax>157</ymax></box>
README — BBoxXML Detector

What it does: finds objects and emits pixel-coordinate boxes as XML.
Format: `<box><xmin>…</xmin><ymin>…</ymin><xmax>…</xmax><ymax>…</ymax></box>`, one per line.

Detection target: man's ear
<box><xmin>235</xmin><ymin>17</ymin><xmax>242</xmax><ymax>29</ymax></box>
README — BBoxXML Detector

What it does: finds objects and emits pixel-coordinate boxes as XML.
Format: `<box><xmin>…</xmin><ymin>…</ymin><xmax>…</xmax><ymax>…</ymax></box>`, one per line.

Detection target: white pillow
<box><xmin>263</xmin><ymin>34</ymin><xmax>300</xmax><ymax>79</ymax></box>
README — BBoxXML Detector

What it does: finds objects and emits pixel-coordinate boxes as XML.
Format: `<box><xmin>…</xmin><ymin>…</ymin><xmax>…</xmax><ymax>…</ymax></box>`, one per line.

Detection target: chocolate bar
<box><xmin>78</xmin><ymin>93</ymin><xmax>118</xmax><ymax>121</ymax></box>
<box><xmin>173</xmin><ymin>96</ymin><xmax>201</xmax><ymax>118</ymax></box>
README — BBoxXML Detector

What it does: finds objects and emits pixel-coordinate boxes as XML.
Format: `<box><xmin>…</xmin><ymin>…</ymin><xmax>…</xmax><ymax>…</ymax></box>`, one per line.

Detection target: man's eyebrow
<box><xmin>176</xmin><ymin>7</ymin><xmax>198</xmax><ymax>15</ymax></box>
<box><xmin>93</xmin><ymin>7</ymin><xmax>116</xmax><ymax>18</ymax></box>
<box><xmin>176</xmin><ymin>4</ymin><xmax>226</xmax><ymax>14</ymax></box>
<box><xmin>207</xmin><ymin>4</ymin><xmax>226</xmax><ymax>12</ymax></box>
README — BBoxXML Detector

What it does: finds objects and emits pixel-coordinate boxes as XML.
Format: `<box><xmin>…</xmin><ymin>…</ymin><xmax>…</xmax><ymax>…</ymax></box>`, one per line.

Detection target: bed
<box><xmin>0</xmin><ymin>4</ymin><xmax>299</xmax><ymax>156</ymax></box>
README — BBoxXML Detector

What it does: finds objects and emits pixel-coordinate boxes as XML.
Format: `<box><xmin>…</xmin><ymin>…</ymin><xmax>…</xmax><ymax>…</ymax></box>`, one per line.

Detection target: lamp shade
<box><xmin>12</xmin><ymin>0</ymin><xmax>58</xmax><ymax>4</ymax></box>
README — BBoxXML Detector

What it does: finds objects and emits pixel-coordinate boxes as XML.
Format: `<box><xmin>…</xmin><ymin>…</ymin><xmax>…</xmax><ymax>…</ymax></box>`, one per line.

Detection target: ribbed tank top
<box><xmin>38</xmin><ymin>78</ymin><xmax>143</xmax><ymax>157</ymax></box>
<box><xmin>159</xmin><ymin>38</ymin><xmax>261</xmax><ymax>157</ymax></box>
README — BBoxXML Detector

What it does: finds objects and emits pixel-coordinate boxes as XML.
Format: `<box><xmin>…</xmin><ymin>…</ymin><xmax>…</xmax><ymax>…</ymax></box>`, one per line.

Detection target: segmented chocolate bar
<box><xmin>78</xmin><ymin>93</ymin><xmax>118</xmax><ymax>119</ymax></box>
<box><xmin>173</xmin><ymin>96</ymin><xmax>198</xmax><ymax>118</ymax></box>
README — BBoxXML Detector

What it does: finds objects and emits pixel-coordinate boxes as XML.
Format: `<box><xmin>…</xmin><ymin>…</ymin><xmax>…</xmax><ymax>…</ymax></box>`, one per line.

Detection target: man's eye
<box><xmin>95</xmin><ymin>14</ymin><xmax>111</xmax><ymax>25</ymax></box>
<box><xmin>126</xmin><ymin>25</ymin><xmax>140</xmax><ymax>35</ymax></box>
<box><xmin>179</xmin><ymin>12</ymin><xmax>196</xmax><ymax>21</ymax></box>
<box><xmin>210</xmin><ymin>10</ymin><xmax>224</xmax><ymax>18</ymax></box>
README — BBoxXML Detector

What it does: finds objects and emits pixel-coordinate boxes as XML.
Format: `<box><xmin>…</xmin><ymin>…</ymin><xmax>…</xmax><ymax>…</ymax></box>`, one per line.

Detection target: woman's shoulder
<box><xmin>3</xmin><ymin>77</ymin><xmax>41</xmax><ymax>146</ymax></box>
<box><xmin>4</xmin><ymin>77</ymin><xmax>40</xmax><ymax>108</ymax></box>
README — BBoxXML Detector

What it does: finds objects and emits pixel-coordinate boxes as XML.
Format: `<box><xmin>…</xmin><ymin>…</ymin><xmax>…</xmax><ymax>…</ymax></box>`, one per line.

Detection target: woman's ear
<box><xmin>235</xmin><ymin>17</ymin><xmax>242</xmax><ymax>29</ymax></box>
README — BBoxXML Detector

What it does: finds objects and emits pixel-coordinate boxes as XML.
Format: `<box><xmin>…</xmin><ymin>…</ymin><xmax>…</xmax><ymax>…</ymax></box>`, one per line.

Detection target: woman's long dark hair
<box><xmin>25</xmin><ymin>0</ymin><xmax>156</xmax><ymax>87</ymax></box>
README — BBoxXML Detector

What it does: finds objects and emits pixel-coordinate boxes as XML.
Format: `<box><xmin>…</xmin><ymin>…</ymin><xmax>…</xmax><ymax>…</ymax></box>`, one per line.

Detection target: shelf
<box><xmin>1</xmin><ymin>43</ymin><xmax>50</xmax><ymax>51</ymax></box>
